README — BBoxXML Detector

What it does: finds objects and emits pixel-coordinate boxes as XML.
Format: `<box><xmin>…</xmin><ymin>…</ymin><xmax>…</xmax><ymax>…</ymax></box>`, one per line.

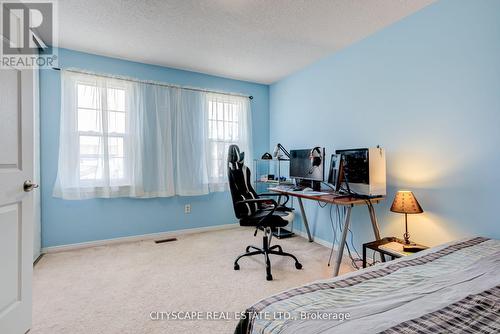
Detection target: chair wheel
<box><xmin>295</xmin><ymin>262</ymin><xmax>303</xmax><ymax>270</ymax></box>
<box><xmin>266</xmin><ymin>274</ymin><xmax>273</xmax><ymax>281</ymax></box>
<box><xmin>234</xmin><ymin>264</ymin><xmax>240</xmax><ymax>270</ymax></box>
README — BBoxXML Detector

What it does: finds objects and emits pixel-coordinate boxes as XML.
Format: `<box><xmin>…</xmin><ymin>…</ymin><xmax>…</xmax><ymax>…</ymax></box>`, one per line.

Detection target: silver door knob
<box><xmin>23</xmin><ymin>180</ymin><xmax>39</xmax><ymax>192</ymax></box>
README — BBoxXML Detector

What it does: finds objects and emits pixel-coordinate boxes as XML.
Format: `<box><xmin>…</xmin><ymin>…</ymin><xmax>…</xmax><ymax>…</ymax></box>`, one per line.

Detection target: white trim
<box><xmin>41</xmin><ymin>223</ymin><xmax>239</xmax><ymax>254</ymax></box>
<box><xmin>293</xmin><ymin>229</ymin><xmax>379</xmax><ymax>265</ymax></box>
<box><xmin>33</xmin><ymin>68</ymin><xmax>41</xmax><ymax>262</ymax></box>
<box><xmin>293</xmin><ymin>229</ymin><xmax>339</xmax><ymax>250</ymax></box>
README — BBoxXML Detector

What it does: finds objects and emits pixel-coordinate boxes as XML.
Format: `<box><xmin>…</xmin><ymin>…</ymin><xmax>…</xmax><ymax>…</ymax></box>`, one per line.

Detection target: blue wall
<box><xmin>40</xmin><ymin>48</ymin><xmax>269</xmax><ymax>247</ymax></box>
<box><xmin>270</xmin><ymin>0</ymin><xmax>500</xmax><ymax>248</ymax></box>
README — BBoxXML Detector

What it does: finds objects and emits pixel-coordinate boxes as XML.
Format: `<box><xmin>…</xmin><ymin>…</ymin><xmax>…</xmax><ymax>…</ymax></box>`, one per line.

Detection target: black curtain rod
<box><xmin>51</xmin><ymin>67</ymin><xmax>253</xmax><ymax>100</ymax></box>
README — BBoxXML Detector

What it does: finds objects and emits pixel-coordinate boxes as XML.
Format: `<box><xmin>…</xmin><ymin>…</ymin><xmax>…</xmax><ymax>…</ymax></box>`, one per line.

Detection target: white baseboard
<box><xmin>292</xmin><ymin>229</ymin><xmax>338</xmax><ymax>250</ymax></box>
<box><xmin>293</xmin><ymin>229</ymin><xmax>354</xmax><ymax>265</ymax></box>
<box><xmin>41</xmin><ymin>223</ymin><xmax>239</xmax><ymax>254</ymax></box>
<box><xmin>41</xmin><ymin>224</ymin><xmax>332</xmax><ymax>255</ymax></box>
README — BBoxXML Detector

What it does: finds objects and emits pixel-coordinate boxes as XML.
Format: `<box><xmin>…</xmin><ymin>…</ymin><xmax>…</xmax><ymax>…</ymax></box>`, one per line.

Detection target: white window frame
<box><xmin>75</xmin><ymin>79</ymin><xmax>130</xmax><ymax>187</ymax></box>
<box><xmin>206</xmin><ymin>94</ymin><xmax>249</xmax><ymax>186</ymax></box>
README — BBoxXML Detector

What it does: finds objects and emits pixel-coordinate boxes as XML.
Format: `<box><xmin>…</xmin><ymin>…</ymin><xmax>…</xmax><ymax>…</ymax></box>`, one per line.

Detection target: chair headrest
<box><xmin>228</xmin><ymin>145</ymin><xmax>245</xmax><ymax>169</ymax></box>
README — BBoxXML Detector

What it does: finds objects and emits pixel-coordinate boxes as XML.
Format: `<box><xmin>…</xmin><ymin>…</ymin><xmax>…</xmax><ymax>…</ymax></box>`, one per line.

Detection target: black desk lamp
<box><xmin>272</xmin><ymin>143</ymin><xmax>290</xmax><ymax>160</ymax></box>
<box><xmin>390</xmin><ymin>191</ymin><xmax>423</xmax><ymax>246</ymax></box>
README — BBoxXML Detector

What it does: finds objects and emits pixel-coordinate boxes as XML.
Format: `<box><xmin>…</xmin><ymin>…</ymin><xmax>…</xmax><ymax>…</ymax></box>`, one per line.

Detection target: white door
<box><xmin>0</xmin><ymin>63</ymin><xmax>36</xmax><ymax>332</ymax></box>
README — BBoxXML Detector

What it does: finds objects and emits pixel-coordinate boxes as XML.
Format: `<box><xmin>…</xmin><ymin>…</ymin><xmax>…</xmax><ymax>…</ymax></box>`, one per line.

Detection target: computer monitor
<box><xmin>289</xmin><ymin>147</ymin><xmax>325</xmax><ymax>182</ymax></box>
<box><xmin>327</xmin><ymin>154</ymin><xmax>345</xmax><ymax>192</ymax></box>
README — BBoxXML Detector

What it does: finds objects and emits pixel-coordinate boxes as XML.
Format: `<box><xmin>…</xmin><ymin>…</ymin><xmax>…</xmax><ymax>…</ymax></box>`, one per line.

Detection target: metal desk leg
<box><xmin>297</xmin><ymin>197</ymin><xmax>313</xmax><ymax>242</ymax></box>
<box><xmin>367</xmin><ymin>204</ymin><xmax>385</xmax><ymax>262</ymax></box>
<box><xmin>333</xmin><ymin>206</ymin><xmax>352</xmax><ymax>277</ymax></box>
<box><xmin>367</xmin><ymin>204</ymin><xmax>381</xmax><ymax>240</ymax></box>
<box><xmin>362</xmin><ymin>244</ymin><xmax>367</xmax><ymax>268</ymax></box>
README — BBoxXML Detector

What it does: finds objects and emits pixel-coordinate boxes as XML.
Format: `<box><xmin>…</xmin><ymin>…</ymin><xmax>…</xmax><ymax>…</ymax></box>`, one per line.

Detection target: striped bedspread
<box><xmin>235</xmin><ymin>237</ymin><xmax>500</xmax><ymax>334</ymax></box>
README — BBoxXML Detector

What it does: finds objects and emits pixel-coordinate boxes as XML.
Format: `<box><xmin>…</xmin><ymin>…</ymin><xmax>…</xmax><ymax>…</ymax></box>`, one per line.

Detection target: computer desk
<box><xmin>269</xmin><ymin>187</ymin><xmax>385</xmax><ymax>277</ymax></box>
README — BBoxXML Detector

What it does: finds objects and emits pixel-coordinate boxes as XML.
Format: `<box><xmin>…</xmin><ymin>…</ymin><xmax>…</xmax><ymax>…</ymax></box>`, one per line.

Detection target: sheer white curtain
<box><xmin>53</xmin><ymin>72</ymin><xmax>144</xmax><ymax>199</ymax></box>
<box><xmin>206</xmin><ymin>93</ymin><xmax>252</xmax><ymax>191</ymax></box>
<box><xmin>54</xmin><ymin>70</ymin><xmax>252</xmax><ymax>199</ymax></box>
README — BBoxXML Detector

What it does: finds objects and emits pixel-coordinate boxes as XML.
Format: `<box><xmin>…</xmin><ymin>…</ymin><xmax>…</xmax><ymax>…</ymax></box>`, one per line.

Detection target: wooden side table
<box><xmin>362</xmin><ymin>237</ymin><xmax>428</xmax><ymax>268</ymax></box>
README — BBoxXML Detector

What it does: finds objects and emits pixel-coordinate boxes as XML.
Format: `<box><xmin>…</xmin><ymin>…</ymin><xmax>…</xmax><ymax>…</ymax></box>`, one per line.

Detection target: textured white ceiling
<box><xmin>56</xmin><ymin>0</ymin><xmax>436</xmax><ymax>84</ymax></box>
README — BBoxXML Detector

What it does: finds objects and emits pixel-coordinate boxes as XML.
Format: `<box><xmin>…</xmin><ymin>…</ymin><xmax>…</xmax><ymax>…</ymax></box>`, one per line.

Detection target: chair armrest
<box><xmin>236</xmin><ymin>198</ymin><xmax>278</xmax><ymax>207</ymax></box>
<box><xmin>258</xmin><ymin>193</ymin><xmax>290</xmax><ymax>206</ymax></box>
<box><xmin>236</xmin><ymin>198</ymin><xmax>278</xmax><ymax>229</ymax></box>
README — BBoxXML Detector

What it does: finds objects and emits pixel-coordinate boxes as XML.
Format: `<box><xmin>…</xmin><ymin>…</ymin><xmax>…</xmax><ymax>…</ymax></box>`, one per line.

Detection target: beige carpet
<box><xmin>32</xmin><ymin>226</ymin><xmax>354</xmax><ymax>334</ymax></box>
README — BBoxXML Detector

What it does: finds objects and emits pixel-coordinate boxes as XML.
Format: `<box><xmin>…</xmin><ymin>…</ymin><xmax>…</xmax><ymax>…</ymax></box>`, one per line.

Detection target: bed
<box><xmin>235</xmin><ymin>237</ymin><xmax>500</xmax><ymax>334</ymax></box>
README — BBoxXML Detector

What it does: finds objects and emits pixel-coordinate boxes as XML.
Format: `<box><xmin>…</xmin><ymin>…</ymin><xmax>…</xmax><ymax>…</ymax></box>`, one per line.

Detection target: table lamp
<box><xmin>390</xmin><ymin>191</ymin><xmax>423</xmax><ymax>247</ymax></box>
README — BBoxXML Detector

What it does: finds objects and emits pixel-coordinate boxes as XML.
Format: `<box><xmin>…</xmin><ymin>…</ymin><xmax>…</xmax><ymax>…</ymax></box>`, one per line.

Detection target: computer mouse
<box><xmin>302</xmin><ymin>187</ymin><xmax>313</xmax><ymax>192</ymax></box>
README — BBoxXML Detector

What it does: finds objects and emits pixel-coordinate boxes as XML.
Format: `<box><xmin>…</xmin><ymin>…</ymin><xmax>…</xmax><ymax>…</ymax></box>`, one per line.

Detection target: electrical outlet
<box><xmin>184</xmin><ymin>204</ymin><xmax>191</xmax><ymax>214</ymax></box>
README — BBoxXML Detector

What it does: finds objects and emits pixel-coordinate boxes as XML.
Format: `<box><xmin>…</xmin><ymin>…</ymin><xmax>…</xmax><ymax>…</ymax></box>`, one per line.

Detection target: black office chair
<box><xmin>227</xmin><ymin>145</ymin><xmax>302</xmax><ymax>281</ymax></box>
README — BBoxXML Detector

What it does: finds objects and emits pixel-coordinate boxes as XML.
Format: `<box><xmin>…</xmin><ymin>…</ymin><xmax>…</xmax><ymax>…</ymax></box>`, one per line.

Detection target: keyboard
<box><xmin>300</xmin><ymin>191</ymin><xmax>330</xmax><ymax>196</ymax></box>
<box><xmin>269</xmin><ymin>186</ymin><xmax>345</xmax><ymax>197</ymax></box>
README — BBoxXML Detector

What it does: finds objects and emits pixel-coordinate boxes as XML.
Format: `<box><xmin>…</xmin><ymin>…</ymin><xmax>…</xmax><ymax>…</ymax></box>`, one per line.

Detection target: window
<box><xmin>54</xmin><ymin>70</ymin><xmax>252</xmax><ymax>199</ymax></box>
<box><xmin>207</xmin><ymin>93</ymin><xmax>251</xmax><ymax>187</ymax></box>
<box><xmin>76</xmin><ymin>81</ymin><xmax>128</xmax><ymax>185</ymax></box>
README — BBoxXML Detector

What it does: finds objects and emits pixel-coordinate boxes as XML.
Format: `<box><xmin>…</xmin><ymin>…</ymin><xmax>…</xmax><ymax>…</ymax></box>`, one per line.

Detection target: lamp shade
<box><xmin>390</xmin><ymin>191</ymin><xmax>423</xmax><ymax>214</ymax></box>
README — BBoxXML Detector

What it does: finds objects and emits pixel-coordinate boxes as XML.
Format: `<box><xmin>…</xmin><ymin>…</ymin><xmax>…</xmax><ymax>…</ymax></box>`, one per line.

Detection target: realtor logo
<box><xmin>1</xmin><ymin>1</ymin><xmax>58</xmax><ymax>68</ymax></box>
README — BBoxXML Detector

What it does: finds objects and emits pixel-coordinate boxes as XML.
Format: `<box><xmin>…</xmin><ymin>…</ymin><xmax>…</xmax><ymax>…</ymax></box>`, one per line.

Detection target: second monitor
<box><xmin>289</xmin><ymin>147</ymin><xmax>325</xmax><ymax>190</ymax></box>
<box><xmin>327</xmin><ymin>153</ymin><xmax>344</xmax><ymax>192</ymax></box>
